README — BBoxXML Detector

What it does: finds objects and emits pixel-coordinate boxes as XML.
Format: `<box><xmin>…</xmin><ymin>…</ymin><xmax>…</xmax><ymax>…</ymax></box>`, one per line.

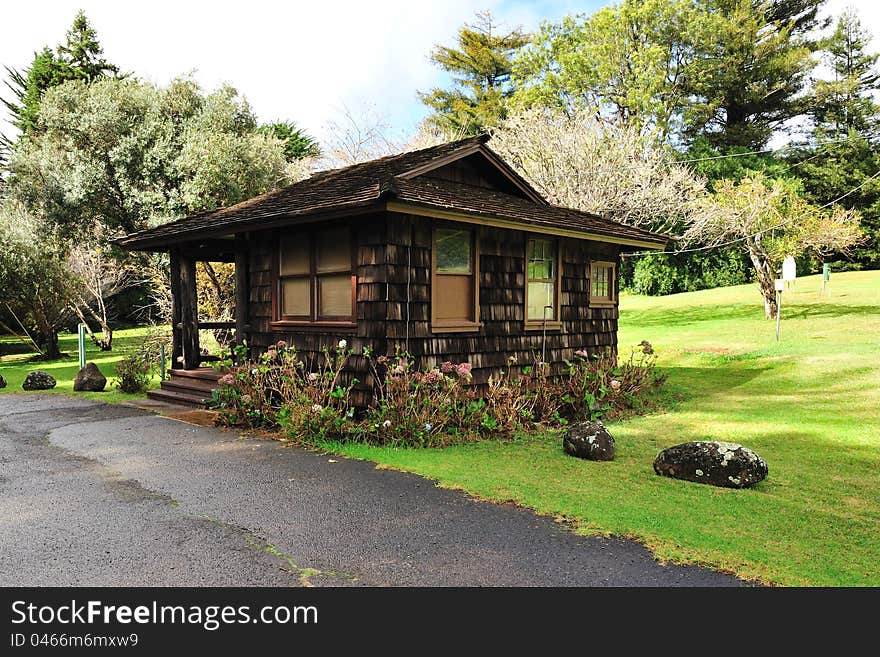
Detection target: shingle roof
<box><xmin>116</xmin><ymin>135</ymin><xmax>668</xmax><ymax>249</ymax></box>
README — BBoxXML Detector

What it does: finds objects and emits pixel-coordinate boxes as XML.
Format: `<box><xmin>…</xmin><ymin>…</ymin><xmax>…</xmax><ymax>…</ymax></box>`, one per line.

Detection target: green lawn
<box><xmin>320</xmin><ymin>270</ymin><xmax>880</xmax><ymax>586</ymax></box>
<box><xmin>0</xmin><ymin>326</ymin><xmax>162</xmax><ymax>404</ymax></box>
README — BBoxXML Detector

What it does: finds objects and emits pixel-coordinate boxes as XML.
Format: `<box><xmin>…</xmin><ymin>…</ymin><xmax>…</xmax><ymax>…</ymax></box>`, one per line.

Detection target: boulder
<box><xmin>0</xmin><ymin>373</ymin><xmax>6</xmax><ymax>389</ymax></box>
<box><xmin>73</xmin><ymin>362</ymin><xmax>107</xmax><ymax>392</ymax></box>
<box><xmin>22</xmin><ymin>370</ymin><xmax>56</xmax><ymax>391</ymax></box>
<box><xmin>563</xmin><ymin>421</ymin><xmax>615</xmax><ymax>461</ymax></box>
<box><xmin>653</xmin><ymin>441</ymin><xmax>767</xmax><ymax>488</ymax></box>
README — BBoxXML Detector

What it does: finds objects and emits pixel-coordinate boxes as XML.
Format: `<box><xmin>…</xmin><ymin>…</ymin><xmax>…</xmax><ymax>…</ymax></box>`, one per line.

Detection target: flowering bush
<box><xmin>212</xmin><ymin>340</ymin><xmax>664</xmax><ymax>447</ymax></box>
<box><xmin>213</xmin><ymin>340</ymin><xmax>358</xmax><ymax>439</ymax></box>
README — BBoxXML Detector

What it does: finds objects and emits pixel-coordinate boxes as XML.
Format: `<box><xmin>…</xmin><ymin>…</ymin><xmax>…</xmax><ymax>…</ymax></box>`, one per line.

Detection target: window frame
<box><xmin>524</xmin><ymin>235</ymin><xmax>562</xmax><ymax>330</ymax></box>
<box><xmin>430</xmin><ymin>222</ymin><xmax>481</xmax><ymax>334</ymax></box>
<box><xmin>589</xmin><ymin>260</ymin><xmax>617</xmax><ymax>307</ymax></box>
<box><xmin>271</xmin><ymin>224</ymin><xmax>357</xmax><ymax>330</ymax></box>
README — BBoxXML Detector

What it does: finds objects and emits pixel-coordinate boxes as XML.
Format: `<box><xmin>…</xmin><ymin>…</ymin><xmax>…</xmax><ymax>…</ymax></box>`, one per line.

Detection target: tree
<box><xmin>513</xmin><ymin>0</ymin><xmax>709</xmax><ymax>142</ymax></box>
<box><xmin>257</xmin><ymin>121</ymin><xmax>320</xmax><ymax>162</ymax></box>
<box><xmin>5</xmin><ymin>77</ymin><xmax>299</xmax><ymax>348</ymax></box>
<box><xmin>420</xmin><ymin>10</ymin><xmax>529</xmax><ymax>136</ymax></box>
<box><xmin>683</xmin><ymin>174</ymin><xmax>861</xmax><ymax>317</ymax></box>
<box><xmin>810</xmin><ymin>10</ymin><xmax>880</xmax><ymax>141</ymax></box>
<box><xmin>685</xmin><ymin>0</ymin><xmax>827</xmax><ymax>149</ymax></box>
<box><xmin>2</xmin><ymin>11</ymin><xmax>118</xmax><ymax>139</ymax></box>
<box><xmin>489</xmin><ymin>107</ymin><xmax>708</xmax><ymax>235</ymax></box>
<box><xmin>0</xmin><ymin>203</ymin><xmax>77</xmax><ymax>359</ymax></box>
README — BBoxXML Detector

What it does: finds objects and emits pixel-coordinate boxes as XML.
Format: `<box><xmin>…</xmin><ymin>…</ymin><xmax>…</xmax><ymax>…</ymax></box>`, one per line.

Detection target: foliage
<box><xmin>1</xmin><ymin>11</ymin><xmax>119</xmax><ymax>138</ymax></box>
<box><xmin>810</xmin><ymin>9</ymin><xmax>880</xmax><ymax>141</ymax></box>
<box><xmin>0</xmin><ymin>203</ymin><xmax>77</xmax><ymax>359</ymax></box>
<box><xmin>257</xmin><ymin>121</ymin><xmax>320</xmax><ymax>161</ymax></box>
<box><xmin>684</xmin><ymin>0</ymin><xmax>825</xmax><ymax>148</ymax></box>
<box><xmin>489</xmin><ymin>106</ymin><xmax>708</xmax><ymax>234</ymax></box>
<box><xmin>624</xmin><ymin>246</ymin><xmax>751</xmax><ymax>295</ymax></box>
<box><xmin>214</xmin><ymin>341</ymin><xmax>357</xmax><ymax>438</ymax></box>
<box><xmin>420</xmin><ymin>10</ymin><xmax>529</xmax><ymax>136</ymax></box>
<box><xmin>214</xmin><ymin>341</ymin><xmax>664</xmax><ymax>448</ymax></box>
<box><xmin>683</xmin><ymin>173</ymin><xmax>862</xmax><ymax>317</ymax></box>
<box><xmin>513</xmin><ymin>0</ymin><xmax>709</xmax><ymax>142</ymax></box>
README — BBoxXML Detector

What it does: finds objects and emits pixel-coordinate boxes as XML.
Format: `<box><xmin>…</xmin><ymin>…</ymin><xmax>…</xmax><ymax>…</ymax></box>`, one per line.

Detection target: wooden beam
<box><xmin>234</xmin><ymin>233</ymin><xmax>249</xmax><ymax>349</ymax></box>
<box><xmin>169</xmin><ymin>249</ymin><xmax>183</xmax><ymax>366</ymax></box>
<box><xmin>178</xmin><ymin>253</ymin><xmax>200</xmax><ymax>369</ymax></box>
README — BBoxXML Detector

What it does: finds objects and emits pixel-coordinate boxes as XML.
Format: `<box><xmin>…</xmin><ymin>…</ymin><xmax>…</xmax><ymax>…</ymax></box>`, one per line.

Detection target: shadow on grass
<box><xmin>623</xmin><ymin>302</ymin><xmax>880</xmax><ymax>328</ymax></box>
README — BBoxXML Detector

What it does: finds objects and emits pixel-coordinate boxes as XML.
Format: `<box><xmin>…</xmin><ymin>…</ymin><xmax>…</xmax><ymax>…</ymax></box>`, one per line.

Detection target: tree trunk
<box><xmin>746</xmin><ymin>238</ymin><xmax>778</xmax><ymax>319</ymax></box>
<box><xmin>42</xmin><ymin>330</ymin><xmax>61</xmax><ymax>360</ymax></box>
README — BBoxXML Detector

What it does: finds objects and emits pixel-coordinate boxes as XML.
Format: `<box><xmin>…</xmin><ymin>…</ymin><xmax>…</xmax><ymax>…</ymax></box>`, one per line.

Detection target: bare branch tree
<box><xmin>489</xmin><ymin>106</ymin><xmax>708</xmax><ymax>235</ymax></box>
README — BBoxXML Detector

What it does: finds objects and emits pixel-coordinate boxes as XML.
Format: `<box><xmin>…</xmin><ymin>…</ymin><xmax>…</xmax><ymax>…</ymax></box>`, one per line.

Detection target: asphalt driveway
<box><xmin>0</xmin><ymin>394</ymin><xmax>742</xmax><ymax>586</ymax></box>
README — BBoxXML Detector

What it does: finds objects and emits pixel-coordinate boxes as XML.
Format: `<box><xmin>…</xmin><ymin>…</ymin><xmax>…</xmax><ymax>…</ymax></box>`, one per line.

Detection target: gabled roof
<box><xmin>116</xmin><ymin>136</ymin><xmax>669</xmax><ymax>250</ymax></box>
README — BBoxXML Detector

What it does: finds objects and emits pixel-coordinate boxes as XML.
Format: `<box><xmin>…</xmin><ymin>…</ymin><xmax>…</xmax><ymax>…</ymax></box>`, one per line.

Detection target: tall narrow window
<box><xmin>432</xmin><ymin>225</ymin><xmax>479</xmax><ymax>331</ymax></box>
<box><xmin>590</xmin><ymin>261</ymin><xmax>616</xmax><ymax>306</ymax></box>
<box><xmin>277</xmin><ymin>226</ymin><xmax>354</xmax><ymax>323</ymax></box>
<box><xmin>526</xmin><ymin>237</ymin><xmax>559</xmax><ymax>324</ymax></box>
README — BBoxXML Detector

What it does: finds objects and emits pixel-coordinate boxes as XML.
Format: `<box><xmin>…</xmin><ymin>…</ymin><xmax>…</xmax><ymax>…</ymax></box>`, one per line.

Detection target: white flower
<box><xmin>307</xmin><ymin>372</ymin><xmax>318</xmax><ymax>382</ymax></box>
<box><xmin>311</xmin><ymin>404</ymin><xmax>323</xmax><ymax>413</ymax></box>
<box><xmin>250</xmin><ymin>368</ymin><xmax>258</xmax><ymax>375</ymax></box>
<box><xmin>338</xmin><ymin>339</ymin><xmax>348</xmax><ymax>350</ymax></box>
<box><xmin>425</xmin><ymin>423</ymin><xmax>432</xmax><ymax>431</ymax></box>
<box><xmin>382</xmin><ymin>419</ymin><xmax>392</xmax><ymax>428</ymax></box>
<box><xmin>347</xmin><ymin>408</ymin><xmax>355</xmax><ymax>417</ymax></box>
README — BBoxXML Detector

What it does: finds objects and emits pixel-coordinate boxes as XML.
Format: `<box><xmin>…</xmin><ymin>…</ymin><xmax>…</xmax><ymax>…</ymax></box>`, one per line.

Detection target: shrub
<box><xmin>213</xmin><ymin>341</ymin><xmax>665</xmax><ymax>447</ymax></box>
<box><xmin>114</xmin><ymin>354</ymin><xmax>153</xmax><ymax>393</ymax></box>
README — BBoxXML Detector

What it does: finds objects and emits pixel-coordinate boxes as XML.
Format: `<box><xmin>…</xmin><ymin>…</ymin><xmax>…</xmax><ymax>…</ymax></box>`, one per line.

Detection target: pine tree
<box><xmin>811</xmin><ymin>10</ymin><xmax>880</xmax><ymax>140</ymax></box>
<box><xmin>685</xmin><ymin>0</ymin><xmax>827</xmax><ymax>149</ymax></box>
<box><xmin>419</xmin><ymin>11</ymin><xmax>529</xmax><ymax>136</ymax></box>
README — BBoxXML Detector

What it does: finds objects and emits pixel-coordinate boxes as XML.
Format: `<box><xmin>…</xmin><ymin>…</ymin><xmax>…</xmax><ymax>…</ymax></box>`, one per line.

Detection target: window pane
<box><xmin>528</xmin><ymin>282</ymin><xmax>556</xmax><ymax>321</ymax></box>
<box><xmin>434</xmin><ymin>275</ymin><xmax>474</xmax><ymax>321</ymax></box>
<box><xmin>281</xmin><ymin>278</ymin><xmax>310</xmax><ymax>316</ymax></box>
<box><xmin>591</xmin><ymin>265</ymin><xmax>613</xmax><ymax>299</ymax></box>
<box><xmin>316</xmin><ymin>227</ymin><xmax>351</xmax><ymax>273</ymax></box>
<box><xmin>528</xmin><ymin>239</ymin><xmax>555</xmax><ymax>280</ymax></box>
<box><xmin>318</xmin><ymin>275</ymin><xmax>352</xmax><ymax>317</ymax></box>
<box><xmin>280</xmin><ymin>234</ymin><xmax>310</xmax><ymax>275</ymax></box>
<box><xmin>435</xmin><ymin>228</ymin><xmax>472</xmax><ymax>273</ymax></box>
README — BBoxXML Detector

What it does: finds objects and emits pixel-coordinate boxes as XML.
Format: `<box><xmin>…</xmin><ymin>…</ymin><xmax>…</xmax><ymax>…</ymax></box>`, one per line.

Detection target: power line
<box><xmin>620</xmin><ymin>168</ymin><xmax>880</xmax><ymax>258</ymax></box>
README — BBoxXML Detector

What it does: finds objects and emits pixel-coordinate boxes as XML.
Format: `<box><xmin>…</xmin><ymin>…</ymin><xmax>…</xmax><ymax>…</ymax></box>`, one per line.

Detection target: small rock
<box><xmin>0</xmin><ymin>373</ymin><xmax>6</xmax><ymax>389</ymax></box>
<box><xmin>653</xmin><ymin>440</ymin><xmax>767</xmax><ymax>488</ymax></box>
<box><xmin>563</xmin><ymin>420</ymin><xmax>615</xmax><ymax>461</ymax></box>
<box><xmin>73</xmin><ymin>362</ymin><xmax>107</xmax><ymax>392</ymax></box>
<box><xmin>22</xmin><ymin>370</ymin><xmax>57</xmax><ymax>391</ymax></box>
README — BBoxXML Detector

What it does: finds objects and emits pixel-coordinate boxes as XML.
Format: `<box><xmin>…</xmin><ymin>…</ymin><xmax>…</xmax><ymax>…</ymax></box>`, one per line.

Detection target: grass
<box><xmin>317</xmin><ymin>270</ymin><xmax>880</xmax><ymax>586</ymax></box>
<box><xmin>0</xmin><ymin>326</ymin><xmax>163</xmax><ymax>404</ymax></box>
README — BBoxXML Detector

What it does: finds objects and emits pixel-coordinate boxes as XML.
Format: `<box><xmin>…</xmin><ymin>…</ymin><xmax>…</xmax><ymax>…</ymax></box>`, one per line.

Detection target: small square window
<box><xmin>590</xmin><ymin>261</ymin><xmax>616</xmax><ymax>305</ymax></box>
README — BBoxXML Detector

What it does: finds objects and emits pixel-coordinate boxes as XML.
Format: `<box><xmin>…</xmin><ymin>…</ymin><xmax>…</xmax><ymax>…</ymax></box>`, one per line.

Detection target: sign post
<box><xmin>774</xmin><ymin>279</ymin><xmax>785</xmax><ymax>342</ymax></box>
<box><xmin>77</xmin><ymin>324</ymin><xmax>86</xmax><ymax>370</ymax></box>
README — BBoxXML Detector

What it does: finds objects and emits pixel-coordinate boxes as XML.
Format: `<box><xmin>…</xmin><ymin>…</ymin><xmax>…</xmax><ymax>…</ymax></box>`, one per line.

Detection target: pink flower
<box><xmin>377</xmin><ymin>355</ymin><xmax>389</xmax><ymax>364</ymax></box>
<box><xmin>424</xmin><ymin>368</ymin><xmax>443</xmax><ymax>384</ymax></box>
<box><xmin>574</xmin><ymin>349</ymin><xmax>589</xmax><ymax>358</ymax></box>
<box><xmin>440</xmin><ymin>361</ymin><xmax>456</xmax><ymax>373</ymax></box>
<box><xmin>277</xmin><ymin>340</ymin><xmax>287</xmax><ymax>348</ymax></box>
<box><xmin>307</xmin><ymin>372</ymin><xmax>319</xmax><ymax>382</ymax></box>
<box><xmin>456</xmin><ymin>363</ymin><xmax>472</xmax><ymax>377</ymax></box>
<box><xmin>218</xmin><ymin>373</ymin><xmax>235</xmax><ymax>387</ymax></box>
<box><xmin>266</xmin><ymin>348</ymin><xmax>276</xmax><ymax>359</ymax></box>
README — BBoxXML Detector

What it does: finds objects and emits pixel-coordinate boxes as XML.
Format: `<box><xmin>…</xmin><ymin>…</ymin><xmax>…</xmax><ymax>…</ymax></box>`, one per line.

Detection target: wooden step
<box><xmin>168</xmin><ymin>367</ymin><xmax>225</xmax><ymax>382</ymax></box>
<box><xmin>147</xmin><ymin>388</ymin><xmax>211</xmax><ymax>408</ymax></box>
<box><xmin>161</xmin><ymin>378</ymin><xmax>219</xmax><ymax>396</ymax></box>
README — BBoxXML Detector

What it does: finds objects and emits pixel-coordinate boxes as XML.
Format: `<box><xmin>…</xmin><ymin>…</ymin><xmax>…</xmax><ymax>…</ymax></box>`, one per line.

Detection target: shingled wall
<box><xmin>245</xmin><ymin>210</ymin><xmax>620</xmax><ymax>402</ymax></box>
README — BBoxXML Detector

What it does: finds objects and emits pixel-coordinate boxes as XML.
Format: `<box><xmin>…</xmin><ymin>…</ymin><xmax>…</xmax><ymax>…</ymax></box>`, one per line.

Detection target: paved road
<box><xmin>0</xmin><ymin>394</ymin><xmax>742</xmax><ymax>586</ymax></box>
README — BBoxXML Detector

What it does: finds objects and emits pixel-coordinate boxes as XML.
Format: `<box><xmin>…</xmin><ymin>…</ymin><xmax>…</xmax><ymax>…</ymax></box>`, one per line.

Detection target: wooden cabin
<box><xmin>117</xmin><ymin>136</ymin><xmax>668</xmax><ymax>406</ymax></box>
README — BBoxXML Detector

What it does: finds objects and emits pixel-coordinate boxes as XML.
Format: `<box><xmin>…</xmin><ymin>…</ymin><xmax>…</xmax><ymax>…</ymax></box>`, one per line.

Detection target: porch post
<box><xmin>178</xmin><ymin>253</ymin><xmax>200</xmax><ymax>369</ymax></box>
<box><xmin>169</xmin><ymin>249</ymin><xmax>183</xmax><ymax>367</ymax></box>
<box><xmin>234</xmin><ymin>233</ymin><xmax>249</xmax><ymax>350</ymax></box>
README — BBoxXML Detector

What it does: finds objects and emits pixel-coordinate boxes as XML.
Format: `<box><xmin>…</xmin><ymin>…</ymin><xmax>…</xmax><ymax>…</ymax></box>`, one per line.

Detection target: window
<box><xmin>526</xmin><ymin>237</ymin><xmax>559</xmax><ymax>324</ymax></box>
<box><xmin>277</xmin><ymin>226</ymin><xmax>354</xmax><ymax>323</ymax></box>
<box><xmin>431</xmin><ymin>225</ymin><xmax>479</xmax><ymax>331</ymax></box>
<box><xmin>590</xmin><ymin>261</ymin><xmax>616</xmax><ymax>306</ymax></box>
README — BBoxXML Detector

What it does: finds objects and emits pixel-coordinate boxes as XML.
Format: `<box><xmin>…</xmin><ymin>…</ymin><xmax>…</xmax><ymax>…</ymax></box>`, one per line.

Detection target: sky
<box><xmin>0</xmin><ymin>0</ymin><xmax>878</xmax><ymax>147</ymax></box>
